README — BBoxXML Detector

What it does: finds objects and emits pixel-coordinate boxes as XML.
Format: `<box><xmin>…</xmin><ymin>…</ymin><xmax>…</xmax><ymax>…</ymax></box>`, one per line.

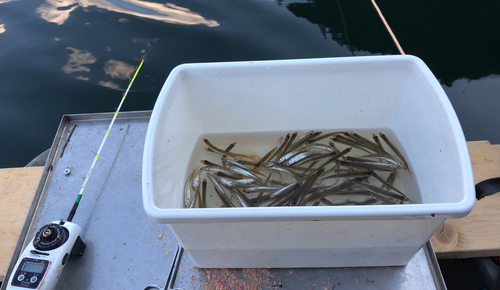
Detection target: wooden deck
<box><xmin>0</xmin><ymin>166</ymin><xmax>43</xmax><ymax>281</ymax></box>
<box><xmin>431</xmin><ymin>141</ymin><xmax>500</xmax><ymax>259</ymax></box>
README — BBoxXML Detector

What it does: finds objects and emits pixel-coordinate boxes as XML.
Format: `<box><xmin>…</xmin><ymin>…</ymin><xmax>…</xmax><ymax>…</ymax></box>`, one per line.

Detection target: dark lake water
<box><xmin>1</xmin><ymin>0</ymin><xmax>499</xmax><ymax>168</ymax></box>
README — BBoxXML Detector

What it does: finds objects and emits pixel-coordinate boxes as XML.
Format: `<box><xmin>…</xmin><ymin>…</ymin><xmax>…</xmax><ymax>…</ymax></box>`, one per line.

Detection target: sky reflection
<box><xmin>97</xmin><ymin>80</ymin><xmax>122</xmax><ymax>90</ymax></box>
<box><xmin>61</xmin><ymin>47</ymin><xmax>140</xmax><ymax>91</ymax></box>
<box><xmin>98</xmin><ymin>59</ymin><xmax>137</xmax><ymax>90</ymax></box>
<box><xmin>37</xmin><ymin>0</ymin><xmax>219</xmax><ymax>26</ymax></box>
<box><xmin>37</xmin><ymin>0</ymin><xmax>78</xmax><ymax>25</ymax></box>
<box><xmin>62</xmin><ymin>48</ymin><xmax>137</xmax><ymax>90</ymax></box>
<box><xmin>103</xmin><ymin>59</ymin><xmax>135</xmax><ymax>80</ymax></box>
<box><xmin>62</xmin><ymin>47</ymin><xmax>96</xmax><ymax>80</ymax></box>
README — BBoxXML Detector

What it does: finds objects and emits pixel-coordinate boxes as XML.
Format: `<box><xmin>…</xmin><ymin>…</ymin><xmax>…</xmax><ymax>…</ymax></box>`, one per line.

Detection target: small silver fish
<box><xmin>224</xmin><ymin>178</ymin><xmax>258</xmax><ymax>188</ymax></box>
<box><xmin>286</xmin><ymin>152</ymin><xmax>314</xmax><ymax>166</ymax></box>
<box><xmin>229</xmin><ymin>188</ymin><xmax>256</xmax><ymax>207</ymax></box>
<box><xmin>207</xmin><ymin>173</ymin><xmax>235</xmax><ymax>207</ymax></box>
<box><xmin>245</xmin><ymin>186</ymin><xmax>280</xmax><ymax>193</ymax></box>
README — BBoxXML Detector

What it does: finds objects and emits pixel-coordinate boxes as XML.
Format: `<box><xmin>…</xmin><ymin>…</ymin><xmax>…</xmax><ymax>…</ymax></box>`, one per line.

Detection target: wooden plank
<box><xmin>0</xmin><ymin>166</ymin><xmax>43</xmax><ymax>282</ymax></box>
<box><xmin>431</xmin><ymin>141</ymin><xmax>500</xmax><ymax>259</ymax></box>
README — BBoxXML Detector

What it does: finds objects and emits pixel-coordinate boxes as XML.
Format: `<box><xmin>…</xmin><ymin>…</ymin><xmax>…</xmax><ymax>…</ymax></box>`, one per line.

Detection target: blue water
<box><xmin>1</xmin><ymin>0</ymin><xmax>499</xmax><ymax>168</ymax></box>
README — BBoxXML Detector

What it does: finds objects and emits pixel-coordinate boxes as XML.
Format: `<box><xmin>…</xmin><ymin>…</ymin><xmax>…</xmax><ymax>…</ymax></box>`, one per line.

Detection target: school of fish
<box><xmin>184</xmin><ymin>131</ymin><xmax>412</xmax><ymax>208</ymax></box>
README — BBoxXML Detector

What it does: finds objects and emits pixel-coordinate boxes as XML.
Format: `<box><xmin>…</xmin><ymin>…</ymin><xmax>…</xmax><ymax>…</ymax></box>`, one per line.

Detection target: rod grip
<box><xmin>67</xmin><ymin>202</ymin><xmax>80</xmax><ymax>222</ymax></box>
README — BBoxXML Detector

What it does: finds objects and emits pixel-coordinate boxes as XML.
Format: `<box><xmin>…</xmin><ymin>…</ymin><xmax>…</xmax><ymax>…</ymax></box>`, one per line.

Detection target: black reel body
<box><xmin>33</xmin><ymin>222</ymin><xmax>69</xmax><ymax>251</ymax></box>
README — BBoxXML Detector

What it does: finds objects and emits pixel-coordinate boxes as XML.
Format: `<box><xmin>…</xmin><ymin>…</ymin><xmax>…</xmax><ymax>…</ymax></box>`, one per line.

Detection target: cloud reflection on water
<box><xmin>103</xmin><ymin>59</ymin><xmax>135</xmax><ymax>80</ymax></box>
<box><xmin>62</xmin><ymin>47</ymin><xmax>140</xmax><ymax>90</ymax></box>
<box><xmin>62</xmin><ymin>47</ymin><xmax>96</xmax><ymax>80</ymax></box>
<box><xmin>37</xmin><ymin>0</ymin><xmax>219</xmax><ymax>27</ymax></box>
<box><xmin>97</xmin><ymin>80</ymin><xmax>122</xmax><ymax>90</ymax></box>
<box><xmin>97</xmin><ymin>59</ymin><xmax>137</xmax><ymax>90</ymax></box>
<box><xmin>37</xmin><ymin>0</ymin><xmax>78</xmax><ymax>25</ymax></box>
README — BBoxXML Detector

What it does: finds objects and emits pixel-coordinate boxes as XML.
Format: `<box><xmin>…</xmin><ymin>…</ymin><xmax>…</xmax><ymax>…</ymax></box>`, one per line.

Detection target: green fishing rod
<box><xmin>67</xmin><ymin>58</ymin><xmax>144</xmax><ymax>222</ymax></box>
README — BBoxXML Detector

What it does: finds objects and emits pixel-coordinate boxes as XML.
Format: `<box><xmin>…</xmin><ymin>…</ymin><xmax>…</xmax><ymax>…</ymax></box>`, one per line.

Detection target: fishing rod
<box><xmin>6</xmin><ymin>59</ymin><xmax>144</xmax><ymax>290</ymax></box>
<box><xmin>67</xmin><ymin>58</ymin><xmax>145</xmax><ymax>222</ymax></box>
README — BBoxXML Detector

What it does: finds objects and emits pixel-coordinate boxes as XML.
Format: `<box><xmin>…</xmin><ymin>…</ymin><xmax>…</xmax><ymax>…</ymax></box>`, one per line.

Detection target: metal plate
<box><xmin>2</xmin><ymin>111</ymin><xmax>446</xmax><ymax>290</ymax></box>
<box><xmin>170</xmin><ymin>241</ymin><xmax>446</xmax><ymax>290</ymax></box>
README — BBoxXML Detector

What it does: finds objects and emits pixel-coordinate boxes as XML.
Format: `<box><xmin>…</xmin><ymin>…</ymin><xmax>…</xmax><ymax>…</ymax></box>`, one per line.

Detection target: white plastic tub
<box><xmin>142</xmin><ymin>55</ymin><xmax>475</xmax><ymax>268</ymax></box>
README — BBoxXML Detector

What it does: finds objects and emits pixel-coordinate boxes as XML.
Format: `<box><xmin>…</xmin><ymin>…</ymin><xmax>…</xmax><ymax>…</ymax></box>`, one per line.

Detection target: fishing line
<box><xmin>335</xmin><ymin>0</ymin><xmax>354</xmax><ymax>56</ymax></box>
<box><xmin>67</xmin><ymin>58</ymin><xmax>144</xmax><ymax>222</ymax></box>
